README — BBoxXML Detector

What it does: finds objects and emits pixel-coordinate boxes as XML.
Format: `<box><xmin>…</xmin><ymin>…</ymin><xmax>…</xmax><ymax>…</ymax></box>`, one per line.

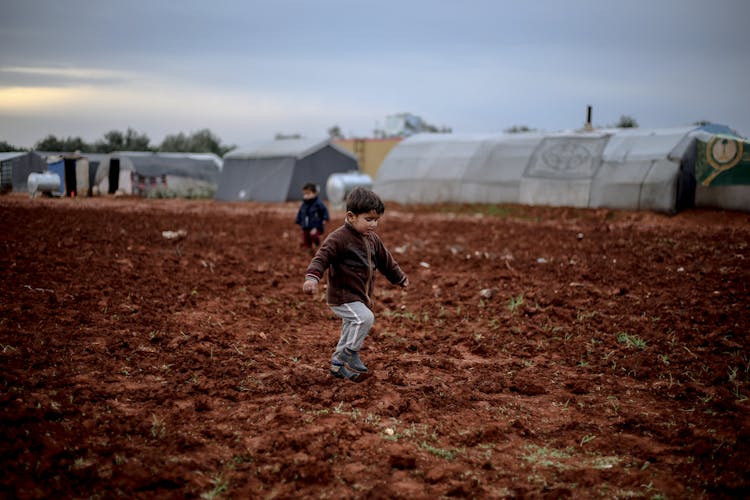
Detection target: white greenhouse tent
<box><xmin>374</xmin><ymin>124</ymin><xmax>748</xmax><ymax>213</ymax></box>
<box><xmin>215</xmin><ymin>138</ymin><xmax>359</xmax><ymax>202</ymax></box>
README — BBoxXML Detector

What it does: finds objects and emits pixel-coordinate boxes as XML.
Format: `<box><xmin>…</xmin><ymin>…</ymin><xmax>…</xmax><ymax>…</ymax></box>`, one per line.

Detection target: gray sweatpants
<box><xmin>330</xmin><ymin>301</ymin><xmax>375</xmax><ymax>357</ymax></box>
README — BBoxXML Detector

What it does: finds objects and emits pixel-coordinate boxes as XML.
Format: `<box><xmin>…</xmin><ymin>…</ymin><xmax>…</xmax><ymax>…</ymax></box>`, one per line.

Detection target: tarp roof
<box><xmin>114</xmin><ymin>151</ymin><xmax>223</xmax><ymax>169</ymax></box>
<box><xmin>37</xmin><ymin>152</ymin><xmax>109</xmax><ymax>163</ymax></box>
<box><xmin>0</xmin><ymin>152</ymin><xmax>29</xmax><ymax>162</ymax></box>
<box><xmin>121</xmin><ymin>154</ymin><xmax>220</xmax><ymax>182</ymax></box>
<box><xmin>226</xmin><ymin>138</ymin><xmax>357</xmax><ymax>160</ymax></box>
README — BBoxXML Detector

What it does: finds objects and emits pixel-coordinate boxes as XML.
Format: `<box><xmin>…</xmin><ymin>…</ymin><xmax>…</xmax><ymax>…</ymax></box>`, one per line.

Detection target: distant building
<box><xmin>381</xmin><ymin>113</ymin><xmax>428</xmax><ymax>138</ymax></box>
<box><xmin>334</xmin><ymin>138</ymin><xmax>402</xmax><ymax>180</ymax></box>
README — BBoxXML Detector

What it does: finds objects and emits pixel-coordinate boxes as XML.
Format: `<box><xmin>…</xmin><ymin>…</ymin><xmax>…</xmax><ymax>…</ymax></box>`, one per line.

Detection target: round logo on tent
<box><xmin>707</xmin><ymin>136</ymin><xmax>743</xmax><ymax>170</ymax></box>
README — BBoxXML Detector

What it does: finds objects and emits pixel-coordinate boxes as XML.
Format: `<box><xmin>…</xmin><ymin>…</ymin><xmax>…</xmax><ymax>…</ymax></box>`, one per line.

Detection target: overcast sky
<box><xmin>1</xmin><ymin>0</ymin><xmax>749</xmax><ymax>149</ymax></box>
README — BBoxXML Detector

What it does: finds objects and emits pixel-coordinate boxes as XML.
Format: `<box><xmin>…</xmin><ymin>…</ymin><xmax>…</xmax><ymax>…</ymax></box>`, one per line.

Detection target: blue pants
<box><xmin>329</xmin><ymin>301</ymin><xmax>375</xmax><ymax>357</ymax></box>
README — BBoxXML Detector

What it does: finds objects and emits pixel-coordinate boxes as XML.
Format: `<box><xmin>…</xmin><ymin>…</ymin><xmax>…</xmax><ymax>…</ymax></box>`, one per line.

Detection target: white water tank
<box><xmin>28</xmin><ymin>172</ymin><xmax>61</xmax><ymax>197</ymax></box>
<box><xmin>326</xmin><ymin>172</ymin><xmax>373</xmax><ymax>206</ymax></box>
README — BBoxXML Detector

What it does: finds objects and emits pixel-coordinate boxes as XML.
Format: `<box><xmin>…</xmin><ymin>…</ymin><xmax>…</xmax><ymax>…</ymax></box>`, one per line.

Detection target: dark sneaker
<box><xmin>330</xmin><ymin>359</ymin><xmax>361</xmax><ymax>381</ymax></box>
<box><xmin>340</xmin><ymin>348</ymin><xmax>368</xmax><ymax>373</ymax></box>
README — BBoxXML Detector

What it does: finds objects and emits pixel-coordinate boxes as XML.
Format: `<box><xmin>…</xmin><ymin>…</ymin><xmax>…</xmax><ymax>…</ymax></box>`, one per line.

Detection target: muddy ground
<box><xmin>1</xmin><ymin>194</ymin><xmax>749</xmax><ymax>499</ymax></box>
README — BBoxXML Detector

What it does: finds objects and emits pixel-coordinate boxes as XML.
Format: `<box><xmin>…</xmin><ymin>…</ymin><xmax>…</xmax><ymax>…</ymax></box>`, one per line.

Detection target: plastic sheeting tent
<box><xmin>374</xmin><ymin>124</ymin><xmax>747</xmax><ymax>213</ymax></box>
<box><xmin>0</xmin><ymin>151</ymin><xmax>46</xmax><ymax>193</ymax></box>
<box><xmin>215</xmin><ymin>138</ymin><xmax>358</xmax><ymax>202</ymax></box>
<box><xmin>94</xmin><ymin>152</ymin><xmax>222</xmax><ymax>197</ymax></box>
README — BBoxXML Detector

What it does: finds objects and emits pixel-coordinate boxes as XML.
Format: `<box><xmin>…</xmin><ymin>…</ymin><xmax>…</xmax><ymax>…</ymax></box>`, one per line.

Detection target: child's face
<box><xmin>302</xmin><ymin>189</ymin><xmax>316</xmax><ymax>200</ymax></box>
<box><xmin>347</xmin><ymin>210</ymin><xmax>381</xmax><ymax>235</ymax></box>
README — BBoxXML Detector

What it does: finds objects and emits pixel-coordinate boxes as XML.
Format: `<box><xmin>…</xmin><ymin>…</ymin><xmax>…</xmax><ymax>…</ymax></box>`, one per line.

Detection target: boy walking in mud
<box><xmin>295</xmin><ymin>183</ymin><xmax>330</xmax><ymax>255</ymax></box>
<box><xmin>302</xmin><ymin>186</ymin><xmax>409</xmax><ymax>382</ymax></box>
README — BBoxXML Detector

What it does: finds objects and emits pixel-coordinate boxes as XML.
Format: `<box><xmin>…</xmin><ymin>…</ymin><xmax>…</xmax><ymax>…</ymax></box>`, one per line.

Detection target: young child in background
<box><xmin>295</xmin><ymin>183</ymin><xmax>330</xmax><ymax>254</ymax></box>
<box><xmin>302</xmin><ymin>186</ymin><xmax>409</xmax><ymax>382</ymax></box>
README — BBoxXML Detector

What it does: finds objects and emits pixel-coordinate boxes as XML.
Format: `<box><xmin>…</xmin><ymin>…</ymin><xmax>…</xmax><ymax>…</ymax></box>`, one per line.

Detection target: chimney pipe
<box><xmin>585</xmin><ymin>105</ymin><xmax>593</xmax><ymax>131</ymax></box>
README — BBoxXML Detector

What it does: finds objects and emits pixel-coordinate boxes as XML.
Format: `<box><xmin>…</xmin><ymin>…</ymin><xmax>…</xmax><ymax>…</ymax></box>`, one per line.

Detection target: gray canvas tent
<box><xmin>374</xmin><ymin>124</ymin><xmax>746</xmax><ymax>213</ymax></box>
<box><xmin>215</xmin><ymin>138</ymin><xmax>359</xmax><ymax>202</ymax></box>
<box><xmin>0</xmin><ymin>151</ymin><xmax>46</xmax><ymax>193</ymax></box>
<box><xmin>94</xmin><ymin>152</ymin><xmax>222</xmax><ymax>197</ymax></box>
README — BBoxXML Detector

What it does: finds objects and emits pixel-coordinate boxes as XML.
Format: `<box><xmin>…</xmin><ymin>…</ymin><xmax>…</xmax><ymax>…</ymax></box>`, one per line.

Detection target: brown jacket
<box><xmin>305</xmin><ymin>222</ymin><xmax>407</xmax><ymax>307</ymax></box>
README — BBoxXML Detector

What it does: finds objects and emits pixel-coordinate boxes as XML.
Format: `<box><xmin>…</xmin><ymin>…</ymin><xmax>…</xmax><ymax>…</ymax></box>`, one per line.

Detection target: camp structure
<box><xmin>693</xmin><ymin>132</ymin><xmax>750</xmax><ymax>212</ymax></box>
<box><xmin>43</xmin><ymin>153</ymin><xmax>93</xmax><ymax>197</ymax></box>
<box><xmin>0</xmin><ymin>151</ymin><xmax>46</xmax><ymax>194</ymax></box>
<box><xmin>334</xmin><ymin>137</ymin><xmax>402</xmax><ymax>180</ymax></box>
<box><xmin>374</xmin><ymin>124</ymin><xmax>747</xmax><ymax>213</ymax></box>
<box><xmin>93</xmin><ymin>152</ymin><xmax>222</xmax><ymax>197</ymax></box>
<box><xmin>215</xmin><ymin>138</ymin><xmax>359</xmax><ymax>202</ymax></box>
<box><xmin>40</xmin><ymin>152</ymin><xmax>107</xmax><ymax>197</ymax></box>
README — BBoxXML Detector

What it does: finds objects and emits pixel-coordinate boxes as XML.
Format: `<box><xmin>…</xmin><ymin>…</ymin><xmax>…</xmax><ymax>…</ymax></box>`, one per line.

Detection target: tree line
<box><xmin>0</xmin><ymin>128</ymin><xmax>235</xmax><ymax>156</ymax></box>
<box><xmin>8</xmin><ymin>114</ymin><xmax>717</xmax><ymax>156</ymax></box>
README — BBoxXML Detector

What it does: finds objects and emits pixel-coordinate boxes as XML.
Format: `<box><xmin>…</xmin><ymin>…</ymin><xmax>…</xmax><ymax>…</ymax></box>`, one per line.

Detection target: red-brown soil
<box><xmin>1</xmin><ymin>194</ymin><xmax>749</xmax><ymax>499</ymax></box>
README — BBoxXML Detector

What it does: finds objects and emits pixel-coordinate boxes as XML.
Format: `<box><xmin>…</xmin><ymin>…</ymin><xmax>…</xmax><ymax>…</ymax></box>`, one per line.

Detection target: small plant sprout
<box><xmin>580</xmin><ymin>434</ymin><xmax>596</xmax><ymax>446</ymax></box>
<box><xmin>332</xmin><ymin>402</ymin><xmax>361</xmax><ymax>420</ymax></box>
<box><xmin>420</xmin><ymin>441</ymin><xmax>459</xmax><ymax>460</ymax></box>
<box><xmin>576</xmin><ymin>310</ymin><xmax>597</xmax><ymax>322</ymax></box>
<box><xmin>734</xmin><ymin>387</ymin><xmax>748</xmax><ymax>402</ymax></box>
<box><xmin>364</xmin><ymin>413</ymin><xmax>381</xmax><ymax>426</ymax></box>
<box><xmin>616</xmin><ymin>332</ymin><xmax>647</xmax><ymax>350</ymax></box>
<box><xmin>1</xmin><ymin>344</ymin><xmax>17</xmax><ymax>353</ymax></box>
<box><xmin>200</xmin><ymin>475</ymin><xmax>228</xmax><ymax>500</ymax></box>
<box><xmin>608</xmin><ymin>396</ymin><xmax>619</xmax><ymax>414</ymax></box>
<box><xmin>150</xmin><ymin>414</ymin><xmax>166</xmax><ymax>439</ymax></box>
<box><xmin>507</xmin><ymin>294</ymin><xmax>524</xmax><ymax>313</ymax></box>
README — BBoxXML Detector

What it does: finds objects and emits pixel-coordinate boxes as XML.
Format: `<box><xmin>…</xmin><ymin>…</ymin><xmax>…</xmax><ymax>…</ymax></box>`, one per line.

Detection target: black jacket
<box><xmin>295</xmin><ymin>197</ymin><xmax>329</xmax><ymax>232</ymax></box>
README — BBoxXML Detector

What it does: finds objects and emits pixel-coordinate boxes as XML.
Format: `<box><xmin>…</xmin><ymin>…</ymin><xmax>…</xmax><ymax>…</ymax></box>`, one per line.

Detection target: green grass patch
<box><xmin>616</xmin><ymin>332</ymin><xmax>647</xmax><ymax>350</ymax></box>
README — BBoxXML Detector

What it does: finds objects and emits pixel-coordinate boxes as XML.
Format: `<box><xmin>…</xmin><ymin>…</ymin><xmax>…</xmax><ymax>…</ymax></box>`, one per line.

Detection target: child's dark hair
<box><xmin>302</xmin><ymin>182</ymin><xmax>318</xmax><ymax>193</ymax></box>
<box><xmin>346</xmin><ymin>186</ymin><xmax>385</xmax><ymax>215</ymax></box>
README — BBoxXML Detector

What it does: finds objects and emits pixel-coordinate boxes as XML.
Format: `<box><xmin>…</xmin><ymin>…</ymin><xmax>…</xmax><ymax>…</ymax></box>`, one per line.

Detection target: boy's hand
<box><xmin>303</xmin><ymin>279</ymin><xmax>318</xmax><ymax>294</ymax></box>
<box><xmin>402</xmin><ymin>278</ymin><xmax>410</xmax><ymax>288</ymax></box>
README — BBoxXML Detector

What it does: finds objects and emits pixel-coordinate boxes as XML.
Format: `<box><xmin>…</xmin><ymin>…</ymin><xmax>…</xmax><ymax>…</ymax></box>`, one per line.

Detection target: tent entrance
<box><xmin>108</xmin><ymin>159</ymin><xmax>120</xmax><ymax>194</ymax></box>
<box><xmin>64</xmin><ymin>158</ymin><xmax>77</xmax><ymax>196</ymax></box>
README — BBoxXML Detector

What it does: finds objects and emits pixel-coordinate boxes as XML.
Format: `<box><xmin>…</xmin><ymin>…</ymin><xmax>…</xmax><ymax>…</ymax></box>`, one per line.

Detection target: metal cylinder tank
<box><xmin>27</xmin><ymin>172</ymin><xmax>61</xmax><ymax>197</ymax></box>
<box><xmin>326</xmin><ymin>172</ymin><xmax>373</xmax><ymax>206</ymax></box>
